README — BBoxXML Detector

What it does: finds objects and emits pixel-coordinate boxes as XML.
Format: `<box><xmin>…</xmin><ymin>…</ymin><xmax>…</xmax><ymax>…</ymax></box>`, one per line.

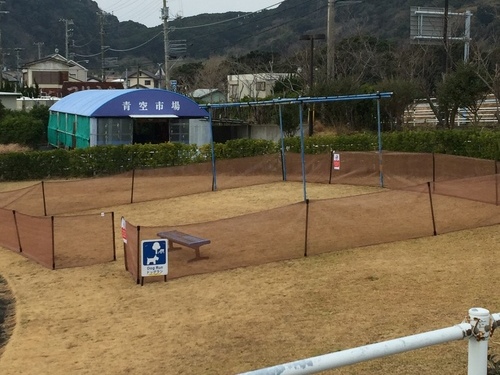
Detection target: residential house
<box><xmin>227</xmin><ymin>73</ymin><xmax>291</xmax><ymax>102</ymax></box>
<box><xmin>125</xmin><ymin>69</ymin><xmax>159</xmax><ymax>89</ymax></box>
<box><xmin>22</xmin><ymin>53</ymin><xmax>88</xmax><ymax>97</ymax></box>
<box><xmin>1</xmin><ymin>70</ymin><xmax>20</xmax><ymax>88</ymax></box>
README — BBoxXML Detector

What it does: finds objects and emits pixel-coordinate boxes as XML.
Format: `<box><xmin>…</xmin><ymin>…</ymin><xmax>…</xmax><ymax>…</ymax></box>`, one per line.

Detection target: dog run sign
<box><xmin>141</xmin><ymin>239</ymin><xmax>168</xmax><ymax>277</ymax></box>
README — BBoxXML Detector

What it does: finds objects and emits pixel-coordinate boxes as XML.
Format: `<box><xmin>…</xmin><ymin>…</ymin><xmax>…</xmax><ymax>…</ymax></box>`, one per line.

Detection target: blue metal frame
<box><xmin>203</xmin><ymin>92</ymin><xmax>393</xmax><ymax>201</ymax></box>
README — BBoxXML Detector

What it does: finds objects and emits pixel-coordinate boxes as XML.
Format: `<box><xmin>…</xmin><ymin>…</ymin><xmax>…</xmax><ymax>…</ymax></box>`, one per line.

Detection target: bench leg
<box><xmin>188</xmin><ymin>247</ymin><xmax>209</xmax><ymax>262</ymax></box>
<box><xmin>168</xmin><ymin>239</ymin><xmax>182</xmax><ymax>251</ymax></box>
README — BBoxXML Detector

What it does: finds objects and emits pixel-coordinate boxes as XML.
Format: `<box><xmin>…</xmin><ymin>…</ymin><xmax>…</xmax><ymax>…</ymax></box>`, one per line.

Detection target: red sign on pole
<box><xmin>121</xmin><ymin>216</ymin><xmax>127</xmax><ymax>244</ymax></box>
<box><xmin>333</xmin><ymin>153</ymin><xmax>341</xmax><ymax>170</ymax></box>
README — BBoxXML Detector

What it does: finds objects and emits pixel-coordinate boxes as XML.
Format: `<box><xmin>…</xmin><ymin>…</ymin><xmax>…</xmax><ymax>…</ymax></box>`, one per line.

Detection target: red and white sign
<box><xmin>333</xmin><ymin>153</ymin><xmax>341</xmax><ymax>170</ymax></box>
<box><xmin>121</xmin><ymin>216</ymin><xmax>127</xmax><ymax>244</ymax></box>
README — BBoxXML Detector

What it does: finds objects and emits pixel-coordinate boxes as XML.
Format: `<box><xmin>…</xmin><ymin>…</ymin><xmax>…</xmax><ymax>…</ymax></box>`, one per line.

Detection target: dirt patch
<box><xmin>0</xmin><ymin>275</ymin><xmax>15</xmax><ymax>359</ymax></box>
<box><xmin>0</xmin><ymin>144</ymin><xmax>30</xmax><ymax>153</ymax></box>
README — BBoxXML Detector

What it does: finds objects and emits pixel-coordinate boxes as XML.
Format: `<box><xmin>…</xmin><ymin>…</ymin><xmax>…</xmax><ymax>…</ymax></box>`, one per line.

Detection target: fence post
<box><xmin>467</xmin><ymin>307</ymin><xmax>490</xmax><ymax>375</ymax></box>
<box><xmin>41</xmin><ymin>180</ymin><xmax>47</xmax><ymax>216</ymax></box>
<box><xmin>328</xmin><ymin>150</ymin><xmax>333</xmax><ymax>185</ymax></box>
<box><xmin>427</xmin><ymin>182</ymin><xmax>437</xmax><ymax>236</ymax></box>
<box><xmin>130</xmin><ymin>169</ymin><xmax>135</xmax><ymax>204</ymax></box>
<box><xmin>136</xmin><ymin>225</ymin><xmax>141</xmax><ymax>285</ymax></box>
<box><xmin>51</xmin><ymin>216</ymin><xmax>55</xmax><ymax>270</ymax></box>
<box><xmin>111</xmin><ymin>212</ymin><xmax>116</xmax><ymax>261</ymax></box>
<box><xmin>278</xmin><ymin>105</ymin><xmax>287</xmax><ymax>182</ymax></box>
<box><xmin>304</xmin><ymin>199</ymin><xmax>309</xmax><ymax>257</ymax></box>
<box><xmin>12</xmin><ymin>210</ymin><xmax>22</xmax><ymax>253</ymax></box>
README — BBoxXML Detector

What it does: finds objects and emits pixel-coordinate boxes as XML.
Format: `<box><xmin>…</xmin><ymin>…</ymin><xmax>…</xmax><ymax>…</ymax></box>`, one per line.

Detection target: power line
<box><xmin>67</xmin><ymin>1</ymin><xmax>311</xmax><ymax>62</ymax></box>
<box><xmin>234</xmin><ymin>5</ymin><xmax>326</xmax><ymax>44</ymax></box>
<box><xmin>185</xmin><ymin>1</ymin><xmax>322</xmax><ymax>46</ymax></box>
<box><xmin>171</xmin><ymin>1</ymin><xmax>284</xmax><ymax>31</ymax></box>
<box><xmin>108</xmin><ymin>31</ymin><xmax>163</xmax><ymax>52</ymax></box>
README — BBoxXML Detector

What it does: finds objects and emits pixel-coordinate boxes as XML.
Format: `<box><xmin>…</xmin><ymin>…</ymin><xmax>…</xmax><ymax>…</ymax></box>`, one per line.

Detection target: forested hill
<box><xmin>0</xmin><ymin>0</ymin><xmax>498</xmax><ymax>73</ymax></box>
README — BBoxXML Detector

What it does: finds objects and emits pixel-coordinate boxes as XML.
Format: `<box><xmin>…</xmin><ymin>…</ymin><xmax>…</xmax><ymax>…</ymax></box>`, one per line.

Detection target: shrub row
<box><xmin>284</xmin><ymin>129</ymin><xmax>500</xmax><ymax>159</ymax></box>
<box><xmin>0</xmin><ymin>130</ymin><xmax>498</xmax><ymax>181</ymax></box>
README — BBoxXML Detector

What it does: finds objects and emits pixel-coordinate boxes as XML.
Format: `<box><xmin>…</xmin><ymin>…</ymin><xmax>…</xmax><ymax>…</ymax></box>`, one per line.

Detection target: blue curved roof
<box><xmin>49</xmin><ymin>89</ymin><xmax>209</xmax><ymax>118</ymax></box>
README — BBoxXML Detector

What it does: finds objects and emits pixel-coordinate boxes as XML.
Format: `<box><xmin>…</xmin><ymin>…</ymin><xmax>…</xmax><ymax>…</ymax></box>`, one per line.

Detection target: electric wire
<box><xmin>108</xmin><ymin>31</ymin><xmax>163</xmax><ymax>52</ymax></box>
<box><xmin>71</xmin><ymin>1</ymin><xmax>313</xmax><ymax>59</ymax></box>
<box><xmin>171</xmin><ymin>1</ymin><xmax>284</xmax><ymax>31</ymax></box>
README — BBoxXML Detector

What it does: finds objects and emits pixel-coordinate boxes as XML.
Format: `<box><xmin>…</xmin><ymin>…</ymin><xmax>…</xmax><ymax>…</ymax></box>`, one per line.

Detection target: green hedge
<box><xmin>0</xmin><ymin>130</ymin><xmax>498</xmax><ymax>181</ymax></box>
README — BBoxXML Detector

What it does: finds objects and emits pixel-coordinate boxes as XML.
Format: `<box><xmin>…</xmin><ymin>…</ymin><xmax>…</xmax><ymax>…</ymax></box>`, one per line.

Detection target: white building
<box><xmin>227</xmin><ymin>73</ymin><xmax>291</xmax><ymax>102</ymax></box>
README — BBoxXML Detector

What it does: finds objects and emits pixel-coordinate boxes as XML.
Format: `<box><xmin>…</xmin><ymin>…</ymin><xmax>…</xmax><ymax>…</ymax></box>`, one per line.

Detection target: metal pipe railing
<box><xmin>239</xmin><ymin>308</ymin><xmax>499</xmax><ymax>375</ymax></box>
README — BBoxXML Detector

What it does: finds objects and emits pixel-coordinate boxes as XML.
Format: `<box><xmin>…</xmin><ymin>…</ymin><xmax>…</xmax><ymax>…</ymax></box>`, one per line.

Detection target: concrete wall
<box><xmin>250</xmin><ymin>124</ymin><xmax>284</xmax><ymax>142</ymax></box>
<box><xmin>189</xmin><ymin>118</ymin><xmax>211</xmax><ymax>146</ymax></box>
<box><xmin>17</xmin><ymin>97</ymin><xmax>59</xmax><ymax>111</ymax></box>
<box><xmin>0</xmin><ymin>93</ymin><xmax>22</xmax><ymax>110</ymax></box>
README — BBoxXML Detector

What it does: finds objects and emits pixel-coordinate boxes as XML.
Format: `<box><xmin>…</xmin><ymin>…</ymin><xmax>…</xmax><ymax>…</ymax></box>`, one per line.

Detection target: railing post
<box><xmin>467</xmin><ymin>307</ymin><xmax>490</xmax><ymax>375</ymax></box>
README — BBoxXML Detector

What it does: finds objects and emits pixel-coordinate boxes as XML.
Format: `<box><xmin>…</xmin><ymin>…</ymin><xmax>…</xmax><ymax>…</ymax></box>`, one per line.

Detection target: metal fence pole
<box><xmin>467</xmin><ymin>307</ymin><xmax>490</xmax><ymax>375</ymax></box>
<box><xmin>278</xmin><ymin>105</ymin><xmax>287</xmax><ymax>181</ymax></box>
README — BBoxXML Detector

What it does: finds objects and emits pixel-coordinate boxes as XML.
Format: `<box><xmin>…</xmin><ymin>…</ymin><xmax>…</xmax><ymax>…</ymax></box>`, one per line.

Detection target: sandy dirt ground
<box><xmin>0</xmin><ymin>181</ymin><xmax>499</xmax><ymax>375</ymax></box>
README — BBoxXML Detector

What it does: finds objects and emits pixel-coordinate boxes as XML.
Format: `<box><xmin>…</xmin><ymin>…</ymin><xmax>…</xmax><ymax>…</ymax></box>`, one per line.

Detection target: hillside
<box><xmin>0</xmin><ymin>0</ymin><xmax>498</xmax><ymax>76</ymax></box>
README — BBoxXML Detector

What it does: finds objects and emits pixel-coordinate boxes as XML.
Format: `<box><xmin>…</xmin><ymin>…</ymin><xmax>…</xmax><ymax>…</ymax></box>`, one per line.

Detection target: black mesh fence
<box><xmin>0</xmin><ymin>208</ymin><xmax>116</xmax><ymax>269</ymax></box>
<box><xmin>0</xmin><ymin>152</ymin><xmax>499</xmax><ymax>276</ymax></box>
<box><xmin>0</xmin><ymin>152</ymin><xmax>497</xmax><ymax>216</ymax></box>
<box><xmin>122</xmin><ymin>176</ymin><xmax>500</xmax><ymax>281</ymax></box>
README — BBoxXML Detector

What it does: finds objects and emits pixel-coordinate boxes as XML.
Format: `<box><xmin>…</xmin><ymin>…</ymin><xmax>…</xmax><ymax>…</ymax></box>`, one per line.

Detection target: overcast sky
<box><xmin>94</xmin><ymin>0</ymin><xmax>282</xmax><ymax>28</ymax></box>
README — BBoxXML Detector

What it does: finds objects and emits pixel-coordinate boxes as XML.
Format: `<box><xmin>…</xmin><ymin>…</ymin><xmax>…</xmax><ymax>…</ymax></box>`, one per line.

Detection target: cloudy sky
<box><xmin>94</xmin><ymin>0</ymin><xmax>282</xmax><ymax>28</ymax></box>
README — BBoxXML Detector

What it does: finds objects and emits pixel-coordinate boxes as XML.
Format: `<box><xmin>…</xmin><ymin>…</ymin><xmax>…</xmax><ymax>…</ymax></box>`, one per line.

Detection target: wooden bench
<box><xmin>157</xmin><ymin>230</ymin><xmax>210</xmax><ymax>262</ymax></box>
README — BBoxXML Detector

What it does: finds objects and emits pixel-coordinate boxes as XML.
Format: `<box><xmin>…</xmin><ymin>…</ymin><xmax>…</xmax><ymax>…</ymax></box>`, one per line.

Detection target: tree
<box><xmin>472</xmin><ymin>41</ymin><xmax>500</xmax><ymax>124</ymax></box>
<box><xmin>171</xmin><ymin>62</ymin><xmax>203</xmax><ymax>94</ymax></box>
<box><xmin>376</xmin><ymin>78</ymin><xmax>422</xmax><ymax>130</ymax></box>
<box><xmin>436</xmin><ymin>62</ymin><xmax>489</xmax><ymax>128</ymax></box>
<box><xmin>196</xmin><ymin>56</ymin><xmax>231</xmax><ymax>94</ymax></box>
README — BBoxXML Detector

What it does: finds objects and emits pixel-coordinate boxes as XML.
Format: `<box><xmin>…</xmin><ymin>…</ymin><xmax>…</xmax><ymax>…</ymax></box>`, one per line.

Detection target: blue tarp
<box><xmin>49</xmin><ymin>89</ymin><xmax>209</xmax><ymax>118</ymax></box>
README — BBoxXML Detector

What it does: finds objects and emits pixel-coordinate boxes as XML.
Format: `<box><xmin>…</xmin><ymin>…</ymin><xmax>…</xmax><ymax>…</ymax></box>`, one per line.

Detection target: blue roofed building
<box><xmin>48</xmin><ymin>89</ymin><xmax>210</xmax><ymax>149</ymax></box>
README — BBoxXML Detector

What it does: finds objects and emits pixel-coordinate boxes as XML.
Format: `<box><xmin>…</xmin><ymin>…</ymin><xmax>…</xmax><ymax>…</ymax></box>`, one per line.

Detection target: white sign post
<box><xmin>141</xmin><ymin>239</ymin><xmax>168</xmax><ymax>284</ymax></box>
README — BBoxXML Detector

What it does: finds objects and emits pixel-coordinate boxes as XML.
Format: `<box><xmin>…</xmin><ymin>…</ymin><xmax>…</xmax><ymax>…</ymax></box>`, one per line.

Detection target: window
<box><xmin>256</xmin><ymin>81</ymin><xmax>266</xmax><ymax>91</ymax></box>
<box><xmin>169</xmin><ymin>119</ymin><xmax>190</xmax><ymax>144</ymax></box>
<box><xmin>96</xmin><ymin>118</ymin><xmax>133</xmax><ymax>145</ymax></box>
<box><xmin>144</xmin><ymin>80</ymin><xmax>151</xmax><ymax>86</ymax></box>
<box><xmin>32</xmin><ymin>71</ymin><xmax>69</xmax><ymax>84</ymax></box>
<box><xmin>229</xmin><ymin>84</ymin><xmax>239</xmax><ymax>100</ymax></box>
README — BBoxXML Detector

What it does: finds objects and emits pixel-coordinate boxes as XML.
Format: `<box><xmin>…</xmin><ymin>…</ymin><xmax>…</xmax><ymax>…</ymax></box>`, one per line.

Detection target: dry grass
<box><xmin>0</xmin><ymin>181</ymin><xmax>499</xmax><ymax>375</ymax></box>
<box><xmin>0</xmin><ymin>144</ymin><xmax>30</xmax><ymax>154</ymax></box>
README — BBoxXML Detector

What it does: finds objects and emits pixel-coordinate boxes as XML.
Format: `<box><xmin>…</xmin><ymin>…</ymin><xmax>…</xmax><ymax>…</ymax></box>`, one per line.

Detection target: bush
<box><xmin>0</xmin><ymin>112</ymin><xmax>46</xmax><ymax>148</ymax></box>
<box><xmin>0</xmin><ymin>130</ymin><xmax>499</xmax><ymax>181</ymax></box>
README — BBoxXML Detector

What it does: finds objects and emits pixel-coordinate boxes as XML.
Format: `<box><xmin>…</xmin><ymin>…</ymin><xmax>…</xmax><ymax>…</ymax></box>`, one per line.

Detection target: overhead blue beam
<box><xmin>200</xmin><ymin>92</ymin><xmax>393</xmax><ymax>109</ymax></box>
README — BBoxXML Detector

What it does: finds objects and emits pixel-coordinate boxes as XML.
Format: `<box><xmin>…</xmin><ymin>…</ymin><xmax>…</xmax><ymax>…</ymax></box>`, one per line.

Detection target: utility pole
<box><xmin>300</xmin><ymin>34</ymin><xmax>326</xmax><ymax>136</ymax></box>
<box><xmin>14</xmin><ymin>47</ymin><xmax>23</xmax><ymax>90</ymax></box>
<box><xmin>443</xmin><ymin>0</ymin><xmax>450</xmax><ymax>74</ymax></box>
<box><xmin>162</xmin><ymin>0</ymin><xmax>169</xmax><ymax>89</ymax></box>
<box><xmin>98</xmin><ymin>11</ymin><xmax>107</xmax><ymax>82</ymax></box>
<box><xmin>0</xmin><ymin>1</ymin><xmax>9</xmax><ymax>89</ymax></box>
<box><xmin>326</xmin><ymin>0</ymin><xmax>361</xmax><ymax>81</ymax></box>
<box><xmin>34</xmin><ymin>42</ymin><xmax>44</xmax><ymax>60</ymax></box>
<box><xmin>59</xmin><ymin>19</ymin><xmax>74</xmax><ymax>60</ymax></box>
<box><xmin>327</xmin><ymin>0</ymin><xmax>335</xmax><ymax>80</ymax></box>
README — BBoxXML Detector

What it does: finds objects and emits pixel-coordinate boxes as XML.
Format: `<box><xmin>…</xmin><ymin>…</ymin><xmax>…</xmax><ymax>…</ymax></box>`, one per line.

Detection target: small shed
<box><xmin>48</xmin><ymin>89</ymin><xmax>210</xmax><ymax>149</ymax></box>
<box><xmin>190</xmin><ymin>89</ymin><xmax>226</xmax><ymax>103</ymax></box>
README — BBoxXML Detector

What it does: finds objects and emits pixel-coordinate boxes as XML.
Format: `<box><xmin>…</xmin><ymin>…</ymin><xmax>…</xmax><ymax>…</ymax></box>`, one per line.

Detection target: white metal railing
<box><xmin>238</xmin><ymin>308</ymin><xmax>500</xmax><ymax>375</ymax></box>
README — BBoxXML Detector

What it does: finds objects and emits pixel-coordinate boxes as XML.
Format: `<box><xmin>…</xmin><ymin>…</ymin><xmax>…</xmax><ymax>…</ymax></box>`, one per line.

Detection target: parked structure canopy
<box><xmin>49</xmin><ymin>88</ymin><xmax>209</xmax><ymax>118</ymax></box>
